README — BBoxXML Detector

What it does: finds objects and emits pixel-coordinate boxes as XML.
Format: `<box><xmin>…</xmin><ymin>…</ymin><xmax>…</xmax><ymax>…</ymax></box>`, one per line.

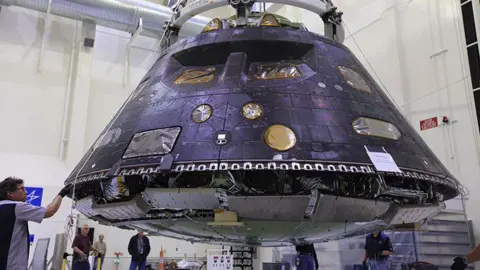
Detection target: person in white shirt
<box><xmin>92</xmin><ymin>234</ymin><xmax>107</xmax><ymax>270</ymax></box>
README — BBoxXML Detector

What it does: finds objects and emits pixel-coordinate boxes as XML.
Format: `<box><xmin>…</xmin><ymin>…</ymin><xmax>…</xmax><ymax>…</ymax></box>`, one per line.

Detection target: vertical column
<box><xmin>393</xmin><ymin>0</ymin><xmax>412</xmax><ymax>122</ymax></box>
<box><xmin>64</xmin><ymin>21</ymin><xmax>96</xmax><ymax>170</ymax></box>
<box><xmin>255</xmin><ymin>247</ymin><xmax>274</xmax><ymax>270</ymax></box>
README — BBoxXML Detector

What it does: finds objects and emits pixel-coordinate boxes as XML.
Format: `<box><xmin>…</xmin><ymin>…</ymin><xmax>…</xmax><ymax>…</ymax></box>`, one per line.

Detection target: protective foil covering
<box><xmin>254</xmin><ymin>63</ymin><xmax>301</xmax><ymax>80</ymax></box>
<box><xmin>202</xmin><ymin>18</ymin><xmax>222</xmax><ymax>32</ymax></box>
<box><xmin>260</xmin><ymin>14</ymin><xmax>280</xmax><ymax>27</ymax></box>
<box><xmin>352</xmin><ymin>117</ymin><xmax>401</xmax><ymax>140</ymax></box>
<box><xmin>338</xmin><ymin>66</ymin><xmax>371</xmax><ymax>93</ymax></box>
<box><xmin>123</xmin><ymin>127</ymin><xmax>181</xmax><ymax>158</ymax></box>
<box><xmin>102</xmin><ymin>176</ymin><xmax>130</xmax><ymax>201</ymax></box>
<box><xmin>174</xmin><ymin>67</ymin><xmax>216</xmax><ymax>84</ymax></box>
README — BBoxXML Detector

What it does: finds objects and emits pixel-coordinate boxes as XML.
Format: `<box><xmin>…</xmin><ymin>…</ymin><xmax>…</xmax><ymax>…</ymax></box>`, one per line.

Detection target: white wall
<box><xmin>339</xmin><ymin>0</ymin><xmax>480</xmax><ymax>237</ymax></box>
<box><xmin>272</xmin><ymin>0</ymin><xmax>480</xmax><ymax>239</ymax></box>
<box><xmin>0</xmin><ymin>5</ymin><xmax>217</xmax><ymax>267</ymax></box>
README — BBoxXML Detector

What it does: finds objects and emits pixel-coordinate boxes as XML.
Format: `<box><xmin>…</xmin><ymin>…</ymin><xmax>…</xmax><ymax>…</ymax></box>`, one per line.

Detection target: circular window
<box><xmin>242</xmin><ymin>102</ymin><xmax>263</xmax><ymax>120</ymax></box>
<box><xmin>192</xmin><ymin>104</ymin><xmax>213</xmax><ymax>123</ymax></box>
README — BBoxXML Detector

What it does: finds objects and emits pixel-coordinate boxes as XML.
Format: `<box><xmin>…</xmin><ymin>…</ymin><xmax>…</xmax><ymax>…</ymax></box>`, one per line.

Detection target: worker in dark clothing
<box><xmin>362</xmin><ymin>231</ymin><xmax>393</xmax><ymax>270</ymax></box>
<box><xmin>295</xmin><ymin>243</ymin><xmax>319</xmax><ymax>270</ymax></box>
<box><xmin>128</xmin><ymin>230</ymin><xmax>151</xmax><ymax>270</ymax></box>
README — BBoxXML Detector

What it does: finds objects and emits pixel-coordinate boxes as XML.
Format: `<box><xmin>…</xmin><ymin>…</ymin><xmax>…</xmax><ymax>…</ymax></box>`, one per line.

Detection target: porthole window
<box><xmin>192</xmin><ymin>104</ymin><xmax>213</xmax><ymax>123</ymax></box>
<box><xmin>242</xmin><ymin>102</ymin><xmax>263</xmax><ymax>120</ymax></box>
<box><xmin>338</xmin><ymin>66</ymin><xmax>372</xmax><ymax>93</ymax></box>
<box><xmin>352</xmin><ymin>117</ymin><xmax>401</xmax><ymax>140</ymax></box>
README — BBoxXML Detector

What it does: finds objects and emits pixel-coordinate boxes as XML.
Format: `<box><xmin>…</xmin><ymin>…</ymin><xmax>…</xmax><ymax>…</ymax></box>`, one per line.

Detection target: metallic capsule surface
<box><xmin>64</xmin><ymin>20</ymin><xmax>463</xmax><ymax>246</ymax></box>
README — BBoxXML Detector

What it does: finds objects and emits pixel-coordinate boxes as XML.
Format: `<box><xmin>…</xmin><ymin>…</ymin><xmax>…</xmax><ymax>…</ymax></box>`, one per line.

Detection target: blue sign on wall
<box><xmin>29</xmin><ymin>234</ymin><xmax>34</xmax><ymax>243</ymax></box>
<box><xmin>25</xmin><ymin>187</ymin><xmax>43</xmax><ymax>207</ymax></box>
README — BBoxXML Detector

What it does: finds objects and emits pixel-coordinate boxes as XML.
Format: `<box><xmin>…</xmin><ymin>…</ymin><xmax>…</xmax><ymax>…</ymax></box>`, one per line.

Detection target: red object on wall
<box><xmin>420</xmin><ymin>117</ymin><xmax>439</xmax><ymax>131</ymax></box>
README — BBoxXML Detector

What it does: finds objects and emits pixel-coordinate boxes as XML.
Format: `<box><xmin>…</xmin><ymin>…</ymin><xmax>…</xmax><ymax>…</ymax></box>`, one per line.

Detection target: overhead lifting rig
<box><xmin>123</xmin><ymin>0</ymin><xmax>344</xmax><ymax>86</ymax></box>
<box><xmin>158</xmin><ymin>0</ymin><xmax>345</xmax><ymax>51</ymax></box>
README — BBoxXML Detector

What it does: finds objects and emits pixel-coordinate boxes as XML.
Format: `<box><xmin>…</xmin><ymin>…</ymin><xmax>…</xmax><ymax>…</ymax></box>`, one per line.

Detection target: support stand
<box><xmin>28</xmin><ymin>238</ymin><xmax>51</xmax><ymax>270</ymax></box>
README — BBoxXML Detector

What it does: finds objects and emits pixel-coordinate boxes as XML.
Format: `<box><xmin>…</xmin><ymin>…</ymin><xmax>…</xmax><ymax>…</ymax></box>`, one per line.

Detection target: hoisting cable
<box><xmin>64</xmin><ymin>2</ymin><xmax>186</xmax><ymax>240</ymax></box>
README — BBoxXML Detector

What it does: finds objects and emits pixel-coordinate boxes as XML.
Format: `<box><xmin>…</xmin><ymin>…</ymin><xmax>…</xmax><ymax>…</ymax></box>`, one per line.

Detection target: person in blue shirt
<box><xmin>361</xmin><ymin>231</ymin><xmax>393</xmax><ymax>270</ymax></box>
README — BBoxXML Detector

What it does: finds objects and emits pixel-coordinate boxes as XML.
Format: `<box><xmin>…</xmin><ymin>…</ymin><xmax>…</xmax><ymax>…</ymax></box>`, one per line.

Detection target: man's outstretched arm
<box><xmin>451</xmin><ymin>245</ymin><xmax>480</xmax><ymax>270</ymax></box>
<box><xmin>44</xmin><ymin>186</ymin><xmax>71</xmax><ymax>218</ymax></box>
<box><xmin>466</xmin><ymin>244</ymin><xmax>480</xmax><ymax>263</ymax></box>
<box><xmin>16</xmin><ymin>186</ymin><xmax>71</xmax><ymax>222</ymax></box>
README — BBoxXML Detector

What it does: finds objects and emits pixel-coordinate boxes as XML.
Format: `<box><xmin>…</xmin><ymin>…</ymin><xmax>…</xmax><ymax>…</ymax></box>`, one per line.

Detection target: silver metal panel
<box><xmin>143</xmin><ymin>188</ymin><xmax>221</xmax><ymax>209</ymax></box>
<box><xmin>75</xmin><ymin>196</ymin><xmax>98</xmax><ymax>218</ymax></box>
<box><xmin>311</xmin><ymin>195</ymin><xmax>391</xmax><ymax>222</ymax></box>
<box><xmin>305</xmin><ymin>220</ymin><xmax>390</xmax><ymax>242</ymax></box>
<box><xmin>227</xmin><ymin>195</ymin><xmax>310</xmax><ymax>221</ymax></box>
<box><xmin>386</xmin><ymin>203</ymin><xmax>445</xmax><ymax>224</ymax></box>
<box><xmin>92</xmin><ymin>195</ymin><xmax>151</xmax><ymax>220</ymax></box>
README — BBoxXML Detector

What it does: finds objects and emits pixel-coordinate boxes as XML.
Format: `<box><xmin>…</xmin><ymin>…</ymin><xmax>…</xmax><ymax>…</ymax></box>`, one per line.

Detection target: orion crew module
<box><xmin>64</xmin><ymin>0</ymin><xmax>465</xmax><ymax>246</ymax></box>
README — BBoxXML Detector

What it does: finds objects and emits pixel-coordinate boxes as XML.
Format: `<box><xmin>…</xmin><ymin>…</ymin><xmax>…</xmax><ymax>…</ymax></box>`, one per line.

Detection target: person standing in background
<box><xmin>92</xmin><ymin>234</ymin><xmax>107</xmax><ymax>270</ymax></box>
<box><xmin>362</xmin><ymin>230</ymin><xmax>393</xmax><ymax>270</ymax></box>
<box><xmin>128</xmin><ymin>230</ymin><xmax>151</xmax><ymax>270</ymax></box>
<box><xmin>0</xmin><ymin>177</ymin><xmax>71</xmax><ymax>270</ymax></box>
<box><xmin>72</xmin><ymin>224</ymin><xmax>99</xmax><ymax>270</ymax></box>
<box><xmin>295</xmin><ymin>243</ymin><xmax>319</xmax><ymax>270</ymax></box>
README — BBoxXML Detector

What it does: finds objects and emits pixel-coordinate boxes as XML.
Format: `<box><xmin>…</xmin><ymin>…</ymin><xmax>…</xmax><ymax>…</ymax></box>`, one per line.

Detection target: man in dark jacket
<box><xmin>295</xmin><ymin>243</ymin><xmax>319</xmax><ymax>270</ymax></box>
<box><xmin>128</xmin><ymin>230</ymin><xmax>151</xmax><ymax>270</ymax></box>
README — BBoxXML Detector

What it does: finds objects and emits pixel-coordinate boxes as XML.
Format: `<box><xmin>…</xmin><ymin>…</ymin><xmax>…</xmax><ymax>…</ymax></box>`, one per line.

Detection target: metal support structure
<box><xmin>38</xmin><ymin>0</ymin><xmax>52</xmax><ymax>73</ymax></box>
<box><xmin>411</xmin><ymin>230</ymin><xmax>419</xmax><ymax>262</ymax></box>
<box><xmin>228</xmin><ymin>0</ymin><xmax>256</xmax><ymax>26</ymax></box>
<box><xmin>163</xmin><ymin>0</ymin><xmax>345</xmax><ymax>45</ymax></box>
<box><xmin>123</xmin><ymin>18</ymin><xmax>144</xmax><ymax>87</ymax></box>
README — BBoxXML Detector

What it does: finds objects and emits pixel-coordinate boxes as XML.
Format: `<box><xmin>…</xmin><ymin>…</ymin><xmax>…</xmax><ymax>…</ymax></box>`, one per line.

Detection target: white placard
<box><xmin>365</xmin><ymin>147</ymin><xmax>401</xmax><ymax>173</ymax></box>
<box><xmin>207</xmin><ymin>254</ymin><xmax>233</xmax><ymax>270</ymax></box>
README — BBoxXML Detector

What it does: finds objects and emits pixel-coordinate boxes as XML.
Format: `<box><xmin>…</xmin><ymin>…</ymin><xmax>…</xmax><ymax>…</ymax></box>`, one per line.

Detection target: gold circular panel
<box><xmin>242</xmin><ymin>102</ymin><xmax>263</xmax><ymax>120</ymax></box>
<box><xmin>192</xmin><ymin>104</ymin><xmax>212</xmax><ymax>123</ymax></box>
<box><xmin>264</xmin><ymin>125</ymin><xmax>296</xmax><ymax>151</ymax></box>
